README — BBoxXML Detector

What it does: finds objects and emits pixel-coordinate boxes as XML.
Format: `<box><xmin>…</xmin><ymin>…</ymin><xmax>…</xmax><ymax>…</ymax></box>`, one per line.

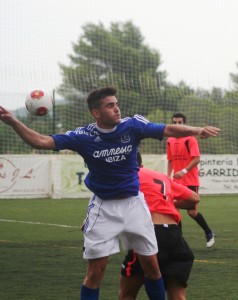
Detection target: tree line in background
<box><xmin>1</xmin><ymin>21</ymin><xmax>238</xmax><ymax>154</ymax></box>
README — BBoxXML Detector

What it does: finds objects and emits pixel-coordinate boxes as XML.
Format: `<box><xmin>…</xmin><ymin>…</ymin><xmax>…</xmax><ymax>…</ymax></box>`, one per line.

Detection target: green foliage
<box><xmin>58</xmin><ymin>21</ymin><xmax>166</xmax><ymax>118</ymax></box>
<box><xmin>0</xmin><ymin>114</ymin><xmax>55</xmax><ymax>154</ymax></box>
<box><xmin>54</xmin><ymin>103</ymin><xmax>93</xmax><ymax>132</ymax></box>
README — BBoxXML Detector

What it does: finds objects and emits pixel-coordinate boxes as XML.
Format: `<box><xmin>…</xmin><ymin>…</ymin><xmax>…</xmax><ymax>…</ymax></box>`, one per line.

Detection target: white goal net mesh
<box><xmin>1</xmin><ymin>1</ymin><xmax>237</xmax><ymax>155</ymax></box>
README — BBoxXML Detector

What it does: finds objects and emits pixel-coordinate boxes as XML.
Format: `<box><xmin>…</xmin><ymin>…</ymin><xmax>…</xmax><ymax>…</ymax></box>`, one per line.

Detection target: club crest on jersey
<box><xmin>121</xmin><ymin>134</ymin><xmax>130</xmax><ymax>143</ymax></box>
<box><xmin>94</xmin><ymin>136</ymin><xmax>102</xmax><ymax>142</ymax></box>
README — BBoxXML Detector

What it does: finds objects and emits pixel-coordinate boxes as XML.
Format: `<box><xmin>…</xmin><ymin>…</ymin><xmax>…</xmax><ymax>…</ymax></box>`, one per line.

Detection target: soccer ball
<box><xmin>25</xmin><ymin>89</ymin><xmax>54</xmax><ymax>116</ymax></box>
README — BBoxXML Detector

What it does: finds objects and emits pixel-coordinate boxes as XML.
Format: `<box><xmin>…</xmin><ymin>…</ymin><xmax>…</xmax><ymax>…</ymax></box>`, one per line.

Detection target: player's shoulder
<box><xmin>121</xmin><ymin>114</ymin><xmax>149</xmax><ymax>125</ymax></box>
<box><xmin>166</xmin><ymin>136</ymin><xmax>177</xmax><ymax>142</ymax></box>
<box><xmin>65</xmin><ymin>123</ymin><xmax>97</xmax><ymax>136</ymax></box>
<box><xmin>140</xmin><ymin>167</ymin><xmax>167</xmax><ymax>179</ymax></box>
<box><xmin>170</xmin><ymin>136</ymin><xmax>197</xmax><ymax>141</ymax></box>
<box><xmin>133</xmin><ymin>114</ymin><xmax>150</xmax><ymax>124</ymax></box>
<box><xmin>119</xmin><ymin>115</ymin><xmax>150</xmax><ymax>132</ymax></box>
<box><xmin>187</xmin><ymin>135</ymin><xmax>199</xmax><ymax>143</ymax></box>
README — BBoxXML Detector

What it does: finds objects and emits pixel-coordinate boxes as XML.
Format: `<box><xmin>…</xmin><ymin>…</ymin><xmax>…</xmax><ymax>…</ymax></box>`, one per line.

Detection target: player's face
<box><xmin>172</xmin><ymin>117</ymin><xmax>184</xmax><ymax>125</ymax></box>
<box><xmin>93</xmin><ymin>96</ymin><xmax>121</xmax><ymax>129</ymax></box>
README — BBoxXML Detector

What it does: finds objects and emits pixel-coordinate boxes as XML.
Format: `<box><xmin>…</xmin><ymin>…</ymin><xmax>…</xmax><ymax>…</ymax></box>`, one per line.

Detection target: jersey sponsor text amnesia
<box><xmin>93</xmin><ymin>145</ymin><xmax>132</xmax><ymax>158</ymax></box>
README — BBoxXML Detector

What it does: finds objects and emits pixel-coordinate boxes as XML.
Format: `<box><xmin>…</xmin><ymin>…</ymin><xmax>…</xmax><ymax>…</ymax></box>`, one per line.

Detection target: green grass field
<box><xmin>0</xmin><ymin>196</ymin><xmax>237</xmax><ymax>300</ymax></box>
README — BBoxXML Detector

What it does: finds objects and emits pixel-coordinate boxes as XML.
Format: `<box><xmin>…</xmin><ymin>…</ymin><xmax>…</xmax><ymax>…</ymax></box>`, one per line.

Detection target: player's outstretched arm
<box><xmin>0</xmin><ymin>106</ymin><xmax>55</xmax><ymax>150</ymax></box>
<box><xmin>198</xmin><ymin>126</ymin><xmax>221</xmax><ymax>139</ymax></box>
<box><xmin>164</xmin><ymin>124</ymin><xmax>220</xmax><ymax>138</ymax></box>
<box><xmin>174</xmin><ymin>190</ymin><xmax>200</xmax><ymax>210</ymax></box>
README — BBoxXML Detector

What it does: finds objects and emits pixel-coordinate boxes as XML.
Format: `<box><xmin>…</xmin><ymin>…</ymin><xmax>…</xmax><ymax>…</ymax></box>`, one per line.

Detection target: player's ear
<box><xmin>91</xmin><ymin>108</ymin><xmax>100</xmax><ymax>119</ymax></box>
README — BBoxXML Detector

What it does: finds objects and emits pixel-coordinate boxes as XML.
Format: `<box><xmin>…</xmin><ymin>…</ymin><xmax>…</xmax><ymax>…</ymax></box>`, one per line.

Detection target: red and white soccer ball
<box><xmin>25</xmin><ymin>89</ymin><xmax>54</xmax><ymax>116</ymax></box>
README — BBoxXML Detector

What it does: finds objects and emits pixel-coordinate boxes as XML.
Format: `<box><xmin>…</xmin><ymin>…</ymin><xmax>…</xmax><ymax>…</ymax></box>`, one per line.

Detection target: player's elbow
<box><xmin>32</xmin><ymin>136</ymin><xmax>55</xmax><ymax>150</ymax></box>
<box><xmin>192</xmin><ymin>156</ymin><xmax>200</xmax><ymax>165</ymax></box>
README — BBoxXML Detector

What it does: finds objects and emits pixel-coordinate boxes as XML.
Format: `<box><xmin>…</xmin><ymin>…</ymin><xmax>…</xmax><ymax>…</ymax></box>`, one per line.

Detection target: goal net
<box><xmin>1</xmin><ymin>2</ymin><xmax>237</xmax><ymax>155</ymax></box>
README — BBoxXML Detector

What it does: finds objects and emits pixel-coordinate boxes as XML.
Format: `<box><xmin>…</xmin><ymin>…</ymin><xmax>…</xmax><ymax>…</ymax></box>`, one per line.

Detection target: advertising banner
<box><xmin>59</xmin><ymin>156</ymin><xmax>92</xmax><ymax>199</ymax></box>
<box><xmin>0</xmin><ymin>154</ymin><xmax>237</xmax><ymax>198</ymax></box>
<box><xmin>142</xmin><ymin>154</ymin><xmax>238</xmax><ymax>195</ymax></box>
<box><xmin>0</xmin><ymin>155</ymin><xmax>50</xmax><ymax>198</ymax></box>
<box><xmin>199</xmin><ymin>155</ymin><xmax>238</xmax><ymax>194</ymax></box>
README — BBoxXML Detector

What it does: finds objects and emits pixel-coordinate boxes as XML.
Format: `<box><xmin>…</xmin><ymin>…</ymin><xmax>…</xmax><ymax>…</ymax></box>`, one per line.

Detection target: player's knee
<box><xmin>187</xmin><ymin>209</ymin><xmax>197</xmax><ymax>218</ymax></box>
<box><xmin>84</xmin><ymin>265</ymin><xmax>107</xmax><ymax>286</ymax></box>
<box><xmin>84</xmin><ymin>272</ymin><xmax>104</xmax><ymax>287</ymax></box>
<box><xmin>119</xmin><ymin>276</ymin><xmax>143</xmax><ymax>300</ymax></box>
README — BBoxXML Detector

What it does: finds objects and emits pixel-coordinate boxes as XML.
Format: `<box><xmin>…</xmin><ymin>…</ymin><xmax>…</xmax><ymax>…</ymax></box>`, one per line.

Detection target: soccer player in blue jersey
<box><xmin>0</xmin><ymin>87</ymin><xmax>220</xmax><ymax>300</ymax></box>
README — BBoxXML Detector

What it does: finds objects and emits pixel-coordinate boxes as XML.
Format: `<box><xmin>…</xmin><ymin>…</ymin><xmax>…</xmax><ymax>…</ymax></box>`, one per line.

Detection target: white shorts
<box><xmin>83</xmin><ymin>192</ymin><xmax>158</xmax><ymax>259</ymax></box>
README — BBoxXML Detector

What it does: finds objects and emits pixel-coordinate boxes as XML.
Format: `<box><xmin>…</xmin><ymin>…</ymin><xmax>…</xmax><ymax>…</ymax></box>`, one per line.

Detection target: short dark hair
<box><xmin>87</xmin><ymin>87</ymin><xmax>117</xmax><ymax>111</ymax></box>
<box><xmin>172</xmin><ymin>112</ymin><xmax>186</xmax><ymax>123</ymax></box>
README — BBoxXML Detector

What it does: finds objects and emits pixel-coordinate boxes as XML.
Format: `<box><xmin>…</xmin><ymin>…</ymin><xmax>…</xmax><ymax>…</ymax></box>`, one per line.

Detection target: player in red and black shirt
<box><xmin>120</xmin><ymin>152</ymin><xmax>200</xmax><ymax>300</ymax></box>
<box><xmin>166</xmin><ymin>112</ymin><xmax>215</xmax><ymax>248</ymax></box>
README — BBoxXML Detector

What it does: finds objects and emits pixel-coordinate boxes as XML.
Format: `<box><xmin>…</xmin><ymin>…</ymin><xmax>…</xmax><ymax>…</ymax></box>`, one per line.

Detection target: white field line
<box><xmin>194</xmin><ymin>259</ymin><xmax>224</xmax><ymax>264</ymax></box>
<box><xmin>0</xmin><ymin>219</ymin><xmax>227</xmax><ymax>264</ymax></box>
<box><xmin>0</xmin><ymin>218</ymin><xmax>80</xmax><ymax>229</ymax></box>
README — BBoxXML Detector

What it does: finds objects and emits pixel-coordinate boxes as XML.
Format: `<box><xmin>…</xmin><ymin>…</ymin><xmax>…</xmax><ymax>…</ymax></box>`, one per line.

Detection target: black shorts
<box><xmin>187</xmin><ymin>186</ymin><xmax>199</xmax><ymax>194</ymax></box>
<box><xmin>121</xmin><ymin>224</ymin><xmax>194</xmax><ymax>288</ymax></box>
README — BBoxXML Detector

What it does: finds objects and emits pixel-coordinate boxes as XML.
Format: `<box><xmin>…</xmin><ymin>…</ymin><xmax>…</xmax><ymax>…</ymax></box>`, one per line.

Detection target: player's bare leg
<box><xmin>137</xmin><ymin>254</ymin><xmax>161</xmax><ymax>279</ymax></box>
<box><xmin>187</xmin><ymin>209</ymin><xmax>215</xmax><ymax>247</ymax></box>
<box><xmin>119</xmin><ymin>275</ymin><xmax>144</xmax><ymax>300</ymax></box>
<box><xmin>166</xmin><ymin>278</ymin><xmax>186</xmax><ymax>300</ymax></box>
<box><xmin>83</xmin><ymin>256</ymin><xmax>108</xmax><ymax>287</ymax></box>
<box><xmin>187</xmin><ymin>208</ymin><xmax>197</xmax><ymax>218</ymax></box>
<box><xmin>80</xmin><ymin>256</ymin><xmax>108</xmax><ymax>299</ymax></box>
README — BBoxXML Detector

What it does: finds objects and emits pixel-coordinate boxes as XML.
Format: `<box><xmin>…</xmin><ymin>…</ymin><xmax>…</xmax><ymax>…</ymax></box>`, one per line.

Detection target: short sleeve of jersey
<box><xmin>188</xmin><ymin>136</ymin><xmax>200</xmax><ymax>157</ymax></box>
<box><xmin>166</xmin><ymin>138</ymin><xmax>172</xmax><ymax>160</ymax></box>
<box><xmin>132</xmin><ymin>115</ymin><xmax>166</xmax><ymax>140</ymax></box>
<box><xmin>51</xmin><ymin>129</ymin><xmax>85</xmax><ymax>154</ymax></box>
<box><xmin>170</xmin><ymin>180</ymin><xmax>193</xmax><ymax>200</ymax></box>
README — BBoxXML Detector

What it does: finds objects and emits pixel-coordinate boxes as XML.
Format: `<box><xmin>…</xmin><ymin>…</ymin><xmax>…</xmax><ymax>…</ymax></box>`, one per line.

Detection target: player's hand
<box><xmin>0</xmin><ymin>106</ymin><xmax>16</xmax><ymax>126</ymax></box>
<box><xmin>80</xmin><ymin>219</ymin><xmax>86</xmax><ymax>232</ymax></box>
<box><xmin>198</xmin><ymin>126</ymin><xmax>220</xmax><ymax>139</ymax></box>
<box><xmin>173</xmin><ymin>171</ymin><xmax>185</xmax><ymax>179</ymax></box>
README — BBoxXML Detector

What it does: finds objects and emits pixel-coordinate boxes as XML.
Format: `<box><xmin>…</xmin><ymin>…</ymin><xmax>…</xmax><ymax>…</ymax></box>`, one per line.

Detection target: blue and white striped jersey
<box><xmin>52</xmin><ymin>115</ymin><xmax>166</xmax><ymax>199</ymax></box>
